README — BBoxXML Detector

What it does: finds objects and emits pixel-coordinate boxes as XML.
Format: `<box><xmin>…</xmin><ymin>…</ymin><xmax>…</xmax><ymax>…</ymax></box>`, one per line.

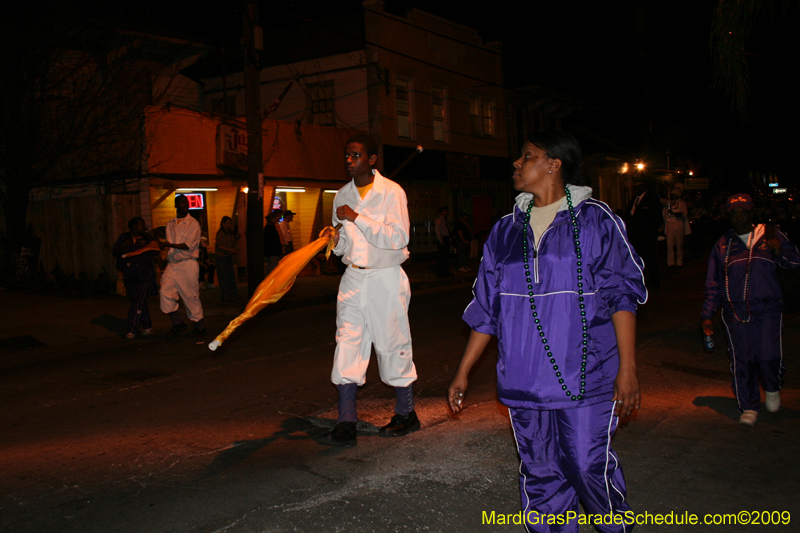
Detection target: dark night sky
<box><xmin>142</xmin><ymin>0</ymin><xmax>800</xmax><ymax>188</ymax></box>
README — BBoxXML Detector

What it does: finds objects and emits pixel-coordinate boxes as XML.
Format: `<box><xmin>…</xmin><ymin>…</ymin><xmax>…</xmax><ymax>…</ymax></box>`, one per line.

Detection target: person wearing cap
<box><xmin>663</xmin><ymin>186</ymin><xmax>689</xmax><ymax>267</ymax></box>
<box><xmin>279</xmin><ymin>210</ymin><xmax>295</xmax><ymax>254</ymax></box>
<box><xmin>263</xmin><ymin>210</ymin><xmax>283</xmax><ymax>277</ymax></box>
<box><xmin>701</xmin><ymin>193</ymin><xmax>800</xmax><ymax>426</ymax></box>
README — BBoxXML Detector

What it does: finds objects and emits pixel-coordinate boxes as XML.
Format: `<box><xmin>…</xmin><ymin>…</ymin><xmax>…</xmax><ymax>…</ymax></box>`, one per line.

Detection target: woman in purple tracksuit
<box><xmin>701</xmin><ymin>193</ymin><xmax>800</xmax><ymax>426</ymax></box>
<box><xmin>448</xmin><ymin>131</ymin><xmax>646</xmax><ymax>533</ymax></box>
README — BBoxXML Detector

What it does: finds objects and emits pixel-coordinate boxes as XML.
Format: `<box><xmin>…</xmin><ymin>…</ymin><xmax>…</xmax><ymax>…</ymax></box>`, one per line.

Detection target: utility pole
<box><xmin>243</xmin><ymin>0</ymin><xmax>263</xmax><ymax>296</ymax></box>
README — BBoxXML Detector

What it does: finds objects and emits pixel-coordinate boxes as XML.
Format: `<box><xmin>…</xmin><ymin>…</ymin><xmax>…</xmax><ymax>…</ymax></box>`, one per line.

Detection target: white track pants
<box><xmin>159</xmin><ymin>260</ymin><xmax>204</xmax><ymax>322</ymax></box>
<box><xmin>332</xmin><ymin>266</ymin><xmax>416</xmax><ymax>387</ymax></box>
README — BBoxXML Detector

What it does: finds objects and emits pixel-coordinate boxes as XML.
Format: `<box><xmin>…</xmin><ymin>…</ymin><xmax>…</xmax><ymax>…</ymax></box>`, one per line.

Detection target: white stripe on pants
<box><xmin>332</xmin><ymin>265</ymin><xmax>416</xmax><ymax>387</ymax></box>
<box><xmin>159</xmin><ymin>260</ymin><xmax>204</xmax><ymax>322</ymax></box>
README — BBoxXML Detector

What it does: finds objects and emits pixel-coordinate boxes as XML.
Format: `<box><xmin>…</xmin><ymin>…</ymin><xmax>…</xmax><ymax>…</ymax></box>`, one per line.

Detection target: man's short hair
<box><xmin>439</xmin><ymin>206</ymin><xmax>449</xmax><ymax>214</ymax></box>
<box><xmin>346</xmin><ymin>133</ymin><xmax>379</xmax><ymax>158</ymax></box>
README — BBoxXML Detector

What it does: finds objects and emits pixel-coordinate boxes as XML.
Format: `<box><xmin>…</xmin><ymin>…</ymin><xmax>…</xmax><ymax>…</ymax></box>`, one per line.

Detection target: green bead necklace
<box><xmin>522</xmin><ymin>186</ymin><xmax>588</xmax><ymax>401</ymax></box>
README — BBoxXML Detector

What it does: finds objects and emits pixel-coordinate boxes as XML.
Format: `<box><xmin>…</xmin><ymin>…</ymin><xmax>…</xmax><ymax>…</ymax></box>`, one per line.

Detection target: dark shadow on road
<box><xmin>661</xmin><ymin>362</ymin><xmax>728</xmax><ymax>380</ymax></box>
<box><xmin>693</xmin><ymin>396</ymin><xmax>800</xmax><ymax>423</ymax></box>
<box><xmin>199</xmin><ymin>416</ymin><xmax>382</xmax><ymax>478</ymax></box>
<box><xmin>0</xmin><ymin>335</ymin><xmax>46</xmax><ymax>351</ymax></box>
<box><xmin>89</xmin><ymin>314</ymin><xmax>128</xmax><ymax>337</ymax></box>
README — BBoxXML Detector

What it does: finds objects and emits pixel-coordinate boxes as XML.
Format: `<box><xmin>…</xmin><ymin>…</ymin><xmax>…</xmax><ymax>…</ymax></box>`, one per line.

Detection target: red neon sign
<box><xmin>185</xmin><ymin>193</ymin><xmax>204</xmax><ymax>210</ymax></box>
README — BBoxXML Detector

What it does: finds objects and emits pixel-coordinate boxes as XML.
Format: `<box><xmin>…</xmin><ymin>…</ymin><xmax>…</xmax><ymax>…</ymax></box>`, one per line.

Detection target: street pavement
<box><xmin>1</xmin><ymin>253</ymin><xmax>799</xmax><ymax>532</ymax></box>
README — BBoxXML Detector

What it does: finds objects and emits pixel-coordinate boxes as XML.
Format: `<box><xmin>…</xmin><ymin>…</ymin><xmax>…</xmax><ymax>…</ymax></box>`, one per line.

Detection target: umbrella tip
<box><xmin>209</xmin><ymin>340</ymin><xmax>221</xmax><ymax>351</ymax></box>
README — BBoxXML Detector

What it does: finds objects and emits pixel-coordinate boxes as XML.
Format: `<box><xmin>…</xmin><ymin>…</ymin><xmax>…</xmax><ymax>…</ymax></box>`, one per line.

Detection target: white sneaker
<box><xmin>739</xmin><ymin>410</ymin><xmax>758</xmax><ymax>426</ymax></box>
<box><xmin>140</xmin><ymin>328</ymin><xmax>152</xmax><ymax>337</ymax></box>
<box><xmin>200</xmin><ymin>282</ymin><xmax>208</xmax><ymax>290</ymax></box>
<box><xmin>125</xmin><ymin>332</ymin><xmax>135</xmax><ymax>340</ymax></box>
<box><xmin>208</xmin><ymin>283</ymin><xmax>216</xmax><ymax>289</ymax></box>
<box><xmin>765</xmin><ymin>391</ymin><xmax>781</xmax><ymax>413</ymax></box>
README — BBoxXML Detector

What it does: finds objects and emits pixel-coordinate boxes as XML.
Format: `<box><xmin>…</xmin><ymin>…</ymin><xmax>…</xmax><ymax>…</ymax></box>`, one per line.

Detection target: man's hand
<box><xmin>320</xmin><ymin>227</ymin><xmax>340</xmax><ymax>247</ymax></box>
<box><xmin>701</xmin><ymin>319</ymin><xmax>713</xmax><ymax>335</ymax></box>
<box><xmin>336</xmin><ymin>205</ymin><xmax>359</xmax><ymax>222</ymax></box>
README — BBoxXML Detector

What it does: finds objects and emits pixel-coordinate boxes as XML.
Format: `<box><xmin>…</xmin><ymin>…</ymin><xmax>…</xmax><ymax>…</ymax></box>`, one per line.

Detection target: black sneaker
<box><xmin>166</xmin><ymin>323</ymin><xmax>187</xmax><ymax>338</ymax></box>
<box><xmin>379</xmin><ymin>411</ymin><xmax>420</xmax><ymax>438</ymax></box>
<box><xmin>188</xmin><ymin>327</ymin><xmax>207</xmax><ymax>338</ymax></box>
<box><xmin>323</xmin><ymin>422</ymin><xmax>357</xmax><ymax>447</ymax></box>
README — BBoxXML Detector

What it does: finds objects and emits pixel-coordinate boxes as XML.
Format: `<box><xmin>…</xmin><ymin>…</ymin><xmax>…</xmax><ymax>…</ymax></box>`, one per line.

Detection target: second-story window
<box><xmin>308</xmin><ymin>81</ymin><xmax>335</xmax><ymax>126</ymax></box>
<box><xmin>396</xmin><ymin>78</ymin><xmax>412</xmax><ymax>138</ymax></box>
<box><xmin>431</xmin><ymin>86</ymin><xmax>446</xmax><ymax>142</ymax></box>
<box><xmin>470</xmin><ymin>96</ymin><xmax>495</xmax><ymax>137</ymax></box>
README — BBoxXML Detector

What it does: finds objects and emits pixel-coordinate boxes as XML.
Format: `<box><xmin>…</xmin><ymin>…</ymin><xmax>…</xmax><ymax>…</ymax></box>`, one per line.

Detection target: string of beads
<box><xmin>724</xmin><ymin>231</ymin><xmax>753</xmax><ymax>323</ymax></box>
<box><xmin>522</xmin><ymin>186</ymin><xmax>587</xmax><ymax>401</ymax></box>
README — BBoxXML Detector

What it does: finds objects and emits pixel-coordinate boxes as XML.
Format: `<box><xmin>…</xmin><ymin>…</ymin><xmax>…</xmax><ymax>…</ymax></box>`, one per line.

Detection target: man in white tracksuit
<box><xmin>323</xmin><ymin>134</ymin><xmax>419</xmax><ymax>446</ymax></box>
<box><xmin>159</xmin><ymin>194</ymin><xmax>206</xmax><ymax>338</ymax></box>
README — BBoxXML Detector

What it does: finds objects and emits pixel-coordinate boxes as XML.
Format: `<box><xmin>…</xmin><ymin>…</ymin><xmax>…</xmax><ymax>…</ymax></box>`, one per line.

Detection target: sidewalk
<box><xmin>0</xmin><ymin>255</ymin><xmax>477</xmax><ymax>355</ymax></box>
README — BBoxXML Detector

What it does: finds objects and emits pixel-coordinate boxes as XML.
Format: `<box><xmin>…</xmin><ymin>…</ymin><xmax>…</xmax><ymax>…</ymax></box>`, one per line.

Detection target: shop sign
<box><xmin>217</xmin><ymin>123</ymin><xmax>248</xmax><ymax>171</ymax></box>
<box><xmin>685</xmin><ymin>177</ymin><xmax>709</xmax><ymax>190</ymax></box>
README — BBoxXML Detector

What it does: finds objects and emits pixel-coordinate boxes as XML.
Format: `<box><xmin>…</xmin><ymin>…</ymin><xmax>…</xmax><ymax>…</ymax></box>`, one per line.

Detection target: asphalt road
<box><xmin>2</xmin><ymin>258</ymin><xmax>799</xmax><ymax>532</ymax></box>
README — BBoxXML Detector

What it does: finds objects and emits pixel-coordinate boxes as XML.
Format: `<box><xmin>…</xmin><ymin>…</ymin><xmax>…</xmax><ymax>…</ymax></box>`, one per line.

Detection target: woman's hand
<box><xmin>448</xmin><ymin>374</ymin><xmax>468</xmax><ymax>413</ymax></box>
<box><xmin>447</xmin><ymin>330</ymin><xmax>492</xmax><ymax>414</ymax></box>
<box><xmin>612</xmin><ymin>365</ymin><xmax>640</xmax><ymax>418</ymax></box>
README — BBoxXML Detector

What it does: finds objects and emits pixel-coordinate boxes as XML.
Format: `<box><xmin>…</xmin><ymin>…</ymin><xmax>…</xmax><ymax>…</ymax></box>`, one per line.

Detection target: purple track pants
<box><xmin>721</xmin><ymin>310</ymin><xmax>785</xmax><ymax>412</ymax></box>
<box><xmin>509</xmin><ymin>401</ymin><xmax>633</xmax><ymax>533</ymax></box>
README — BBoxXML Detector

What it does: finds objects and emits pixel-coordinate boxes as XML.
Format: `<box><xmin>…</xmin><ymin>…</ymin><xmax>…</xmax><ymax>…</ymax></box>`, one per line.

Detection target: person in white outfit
<box><xmin>159</xmin><ymin>194</ymin><xmax>206</xmax><ymax>338</ymax></box>
<box><xmin>664</xmin><ymin>187</ymin><xmax>688</xmax><ymax>267</ymax></box>
<box><xmin>322</xmin><ymin>134</ymin><xmax>419</xmax><ymax>446</ymax></box>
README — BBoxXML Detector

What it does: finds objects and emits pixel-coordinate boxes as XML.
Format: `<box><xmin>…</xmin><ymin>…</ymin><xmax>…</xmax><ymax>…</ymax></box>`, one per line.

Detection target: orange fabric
<box><xmin>211</xmin><ymin>228</ymin><xmax>337</xmax><ymax>348</ymax></box>
<box><xmin>121</xmin><ymin>240</ymin><xmax>161</xmax><ymax>258</ymax></box>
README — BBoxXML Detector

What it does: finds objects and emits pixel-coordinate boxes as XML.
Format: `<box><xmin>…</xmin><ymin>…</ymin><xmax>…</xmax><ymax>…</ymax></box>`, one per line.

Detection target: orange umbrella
<box><xmin>208</xmin><ymin>227</ymin><xmax>337</xmax><ymax>351</ymax></box>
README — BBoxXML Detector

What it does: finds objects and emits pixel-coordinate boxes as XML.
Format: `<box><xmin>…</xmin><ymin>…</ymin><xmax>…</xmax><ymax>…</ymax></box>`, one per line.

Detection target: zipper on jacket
<box><xmin>531</xmin><ymin>226</ymin><xmax>555</xmax><ymax>284</ymax></box>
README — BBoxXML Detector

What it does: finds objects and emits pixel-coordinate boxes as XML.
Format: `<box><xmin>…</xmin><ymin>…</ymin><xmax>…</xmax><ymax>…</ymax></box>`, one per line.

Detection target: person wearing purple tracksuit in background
<box><xmin>448</xmin><ymin>131</ymin><xmax>646</xmax><ymax>533</ymax></box>
<box><xmin>701</xmin><ymin>193</ymin><xmax>800</xmax><ymax>427</ymax></box>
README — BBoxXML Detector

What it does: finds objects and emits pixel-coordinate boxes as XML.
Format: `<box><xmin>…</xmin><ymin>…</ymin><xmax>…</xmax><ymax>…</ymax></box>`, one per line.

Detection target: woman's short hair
<box><xmin>527</xmin><ymin>131</ymin><xmax>584</xmax><ymax>186</ymax></box>
<box><xmin>128</xmin><ymin>216</ymin><xmax>144</xmax><ymax>231</ymax></box>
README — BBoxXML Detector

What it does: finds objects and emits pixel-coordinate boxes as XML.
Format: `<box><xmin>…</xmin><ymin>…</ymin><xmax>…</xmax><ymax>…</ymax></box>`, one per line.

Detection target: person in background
<box><xmin>455</xmin><ymin>210</ymin><xmax>473</xmax><ymax>273</ymax></box>
<box><xmin>159</xmin><ymin>194</ymin><xmax>206</xmax><ymax>338</ymax></box>
<box><xmin>215</xmin><ymin>216</ymin><xmax>240</xmax><ymax>301</ymax></box>
<box><xmin>263</xmin><ymin>210</ymin><xmax>283</xmax><ymax>277</ymax></box>
<box><xmin>435</xmin><ymin>206</ymin><xmax>451</xmax><ymax>277</ymax></box>
<box><xmin>280</xmin><ymin>210</ymin><xmax>295</xmax><ymax>254</ymax></box>
<box><xmin>701</xmin><ymin>193</ymin><xmax>800</xmax><ymax>426</ymax></box>
<box><xmin>112</xmin><ymin>217</ymin><xmax>160</xmax><ymax>339</ymax></box>
<box><xmin>198</xmin><ymin>236</ymin><xmax>215</xmax><ymax>290</ymax></box>
<box><xmin>627</xmin><ymin>180</ymin><xmax>663</xmax><ymax>289</ymax></box>
<box><xmin>664</xmin><ymin>186</ymin><xmax>689</xmax><ymax>268</ymax></box>
<box><xmin>448</xmin><ymin>131</ymin><xmax>645</xmax><ymax>531</ymax></box>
